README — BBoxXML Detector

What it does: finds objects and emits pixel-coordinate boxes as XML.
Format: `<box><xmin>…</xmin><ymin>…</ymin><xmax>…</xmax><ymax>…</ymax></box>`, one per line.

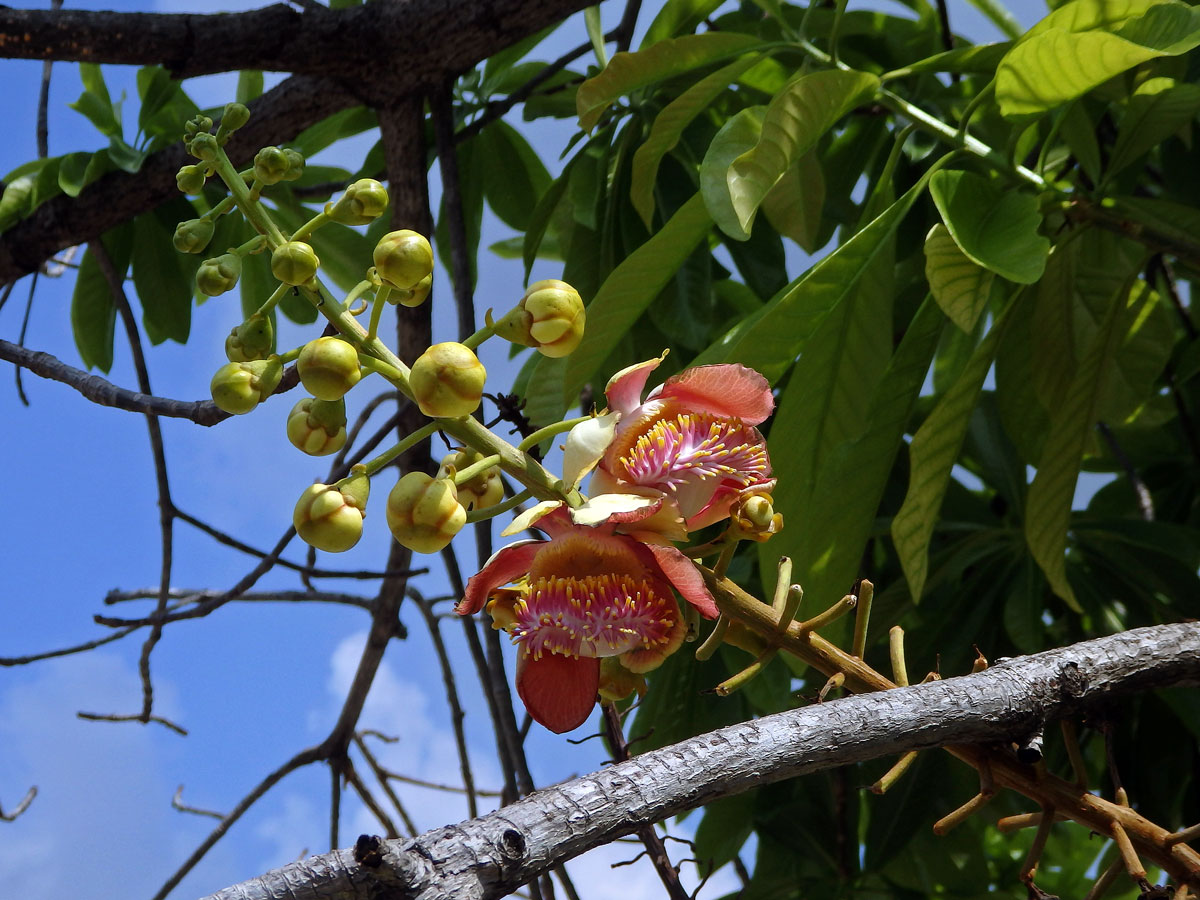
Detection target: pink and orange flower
<box><xmin>457</xmin><ymin>499</ymin><xmax>717</xmax><ymax>733</ymax></box>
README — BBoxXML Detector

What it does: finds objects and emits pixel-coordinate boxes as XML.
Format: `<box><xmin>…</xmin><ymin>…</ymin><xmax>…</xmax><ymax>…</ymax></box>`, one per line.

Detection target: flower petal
<box><xmin>457</xmin><ymin>540</ymin><xmax>542</xmax><ymax>614</ymax></box>
<box><xmin>635</xmin><ymin>542</ymin><xmax>718</xmax><ymax>618</ymax></box>
<box><xmin>500</xmin><ymin>500</ymin><xmax>563</xmax><ymax>537</ymax></box>
<box><xmin>569</xmin><ymin>492</ymin><xmax>662</xmax><ymax>527</ymax></box>
<box><xmin>562</xmin><ymin>412</ymin><xmax>619</xmax><ymax>489</ymax></box>
<box><xmin>604</xmin><ymin>353</ymin><xmax>667</xmax><ymax>415</ymax></box>
<box><xmin>516</xmin><ymin>652</ymin><xmax>600</xmax><ymax>733</ymax></box>
<box><xmin>657</xmin><ymin>364</ymin><xmax>773</xmax><ymax>425</ymax></box>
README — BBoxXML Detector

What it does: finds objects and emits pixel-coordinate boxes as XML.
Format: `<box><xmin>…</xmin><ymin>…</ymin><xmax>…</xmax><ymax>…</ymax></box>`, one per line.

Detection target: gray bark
<box><xmin>202</xmin><ymin>621</ymin><xmax>1200</xmax><ymax>900</ymax></box>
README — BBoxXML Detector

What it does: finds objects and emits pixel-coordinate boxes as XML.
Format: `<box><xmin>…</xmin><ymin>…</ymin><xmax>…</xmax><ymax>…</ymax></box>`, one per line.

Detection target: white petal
<box><xmin>561</xmin><ymin>412</ymin><xmax>619</xmax><ymax>489</ymax></box>
<box><xmin>501</xmin><ymin>500</ymin><xmax>563</xmax><ymax>537</ymax></box>
<box><xmin>569</xmin><ymin>492</ymin><xmax>659</xmax><ymax>527</ymax></box>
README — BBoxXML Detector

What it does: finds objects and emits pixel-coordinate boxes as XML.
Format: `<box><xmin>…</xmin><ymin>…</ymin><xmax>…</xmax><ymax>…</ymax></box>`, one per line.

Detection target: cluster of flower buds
<box><xmin>439</xmin><ymin>448</ymin><xmax>503</xmax><ymax>511</ymax></box>
<box><xmin>252</xmin><ymin>146</ymin><xmax>306</xmax><ymax>185</ymax></box>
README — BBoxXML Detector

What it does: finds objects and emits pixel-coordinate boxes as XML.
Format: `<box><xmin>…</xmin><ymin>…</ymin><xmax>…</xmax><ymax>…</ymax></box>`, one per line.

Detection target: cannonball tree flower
<box><xmin>568</xmin><ymin>355</ymin><xmax>776</xmax><ymax>532</ymax></box>
<box><xmin>456</xmin><ymin>498</ymin><xmax>718</xmax><ymax>734</ymax></box>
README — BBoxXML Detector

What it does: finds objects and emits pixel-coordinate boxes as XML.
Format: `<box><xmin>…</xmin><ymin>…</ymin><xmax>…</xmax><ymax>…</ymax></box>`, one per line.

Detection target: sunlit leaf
<box><xmin>69</xmin><ymin>62</ymin><xmax>120</xmax><ymax>138</ymax></box>
<box><xmin>923</xmin><ymin>223</ymin><xmax>993</xmax><ymax>332</ymax></box>
<box><xmin>760</xmin><ymin>151</ymin><xmax>825</xmax><ymax>253</ymax></box>
<box><xmin>966</xmin><ymin>0</ymin><xmax>1023</xmax><ymax>39</ymax></box>
<box><xmin>883</xmin><ymin>41</ymin><xmax>1011</xmax><ymax>78</ymax></box>
<box><xmin>1106</xmin><ymin>76</ymin><xmax>1200</xmax><ymax>179</ymax></box>
<box><xmin>640</xmin><ymin>0</ymin><xmax>728</xmax><ymax>48</ymax></box>
<box><xmin>700</xmin><ymin>107</ymin><xmax>764</xmax><ymax>241</ymax></box>
<box><xmin>577</xmin><ymin>32</ymin><xmax>762</xmax><ymax>131</ymax></box>
<box><xmin>929</xmin><ymin>169</ymin><xmax>1049</xmax><ymax>284</ymax></box>
<box><xmin>727</xmin><ymin>69</ymin><xmax>879</xmax><ymax>234</ymax></box>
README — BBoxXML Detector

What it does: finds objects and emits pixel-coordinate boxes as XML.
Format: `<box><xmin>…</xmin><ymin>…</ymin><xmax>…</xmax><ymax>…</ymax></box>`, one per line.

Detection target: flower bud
<box><xmin>196</xmin><ymin>252</ymin><xmax>242</xmax><ymax>296</ymax></box>
<box><xmin>729</xmin><ymin>491</ymin><xmax>783</xmax><ymax>542</ymax></box>
<box><xmin>271</xmin><ymin>241</ymin><xmax>319</xmax><ymax>286</ymax></box>
<box><xmin>386</xmin><ymin>472</ymin><xmax>466</xmax><ymax>553</ymax></box>
<box><xmin>176</xmin><ymin>165</ymin><xmax>207</xmax><ymax>195</ymax></box>
<box><xmin>439</xmin><ymin>448</ymin><xmax>503</xmax><ymax>511</ymax></box>
<box><xmin>410</xmin><ymin>342</ymin><xmax>486</xmax><ymax>418</ymax></box>
<box><xmin>173</xmin><ymin>217</ymin><xmax>216</xmax><ymax>254</ymax></box>
<box><xmin>184</xmin><ymin>115</ymin><xmax>214</xmax><ymax>138</ymax></box>
<box><xmin>373</xmin><ymin>230</ymin><xmax>433</xmax><ymax>290</ymax></box>
<box><xmin>281</xmin><ymin>149</ymin><xmax>305</xmax><ymax>182</ymax></box>
<box><xmin>395</xmin><ymin>272</ymin><xmax>432</xmax><ymax>308</ymax></box>
<box><xmin>188</xmin><ymin>132</ymin><xmax>220</xmax><ymax>162</ymax></box>
<box><xmin>287</xmin><ymin>397</ymin><xmax>348</xmax><ymax>456</ymax></box>
<box><xmin>297</xmin><ymin>336</ymin><xmax>361</xmax><ymax>401</ymax></box>
<box><xmin>327</xmin><ymin>178</ymin><xmax>388</xmax><ymax>225</ymax></box>
<box><xmin>253</xmin><ymin>146</ymin><xmax>290</xmax><ymax>185</ymax></box>
<box><xmin>209</xmin><ymin>356</ymin><xmax>283</xmax><ymax>415</ymax></box>
<box><xmin>293</xmin><ymin>469</ymin><xmax>370</xmax><ymax>553</ymax></box>
<box><xmin>492</xmin><ymin>279</ymin><xmax>585</xmax><ymax>358</ymax></box>
<box><xmin>224</xmin><ymin>314</ymin><xmax>274</xmax><ymax>362</ymax></box>
<box><xmin>216</xmin><ymin>102</ymin><xmax>250</xmax><ymax>141</ymax></box>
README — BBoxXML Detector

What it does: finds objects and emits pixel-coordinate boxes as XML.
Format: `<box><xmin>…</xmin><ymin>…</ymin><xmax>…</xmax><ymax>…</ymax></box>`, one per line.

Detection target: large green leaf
<box><xmin>727</xmin><ymin>69</ymin><xmax>879</xmax><ymax>233</ymax></box>
<box><xmin>640</xmin><ymin>0</ymin><xmax>726</xmax><ymax>46</ymax></box>
<box><xmin>760</xmin><ymin>151</ymin><xmax>825</xmax><ymax>253</ymax></box>
<box><xmin>1025</xmin><ymin>278</ymin><xmax>1146</xmax><ymax>613</ymax></box>
<box><xmin>477</xmin><ymin>120</ymin><xmax>552</xmax><ymax>231</ymax></box>
<box><xmin>997</xmin><ymin>1</ymin><xmax>1200</xmax><ymax>116</ymax></box>
<box><xmin>576</xmin><ymin>32</ymin><xmax>762</xmax><ymax>131</ymax></box>
<box><xmin>71</xmin><ymin>224</ymin><xmax>134</xmax><ymax>373</ymax></box>
<box><xmin>892</xmin><ymin>299</ymin><xmax>1017</xmax><ymax>602</ymax></box>
<box><xmin>966</xmin><ymin>0</ymin><xmax>1023</xmax><ymax>39</ymax></box>
<box><xmin>1106</xmin><ymin>76</ymin><xmax>1200</xmax><ymax>180</ymax></box>
<box><xmin>929</xmin><ymin>169</ymin><xmax>1049</xmax><ymax>284</ymax></box>
<box><xmin>882</xmin><ymin>41</ymin><xmax>1011</xmax><ymax>78</ymax></box>
<box><xmin>700</xmin><ymin>107</ymin><xmax>764</xmax><ymax>241</ymax></box>
<box><xmin>694</xmin><ymin>174</ymin><xmax>929</xmax><ymax>384</ymax></box>
<box><xmin>562</xmin><ymin>193</ymin><xmax>712</xmax><ymax>404</ymax></box>
<box><xmin>132</xmin><ymin>204</ymin><xmax>195</xmax><ymax>345</ymax></box>
<box><xmin>923</xmin><ymin>223</ymin><xmax>994</xmax><ymax>332</ymax></box>
<box><xmin>630</xmin><ymin>54</ymin><xmax>758</xmax><ymax>228</ymax></box>
<box><xmin>69</xmin><ymin>63</ymin><xmax>120</xmax><ymax>138</ymax></box>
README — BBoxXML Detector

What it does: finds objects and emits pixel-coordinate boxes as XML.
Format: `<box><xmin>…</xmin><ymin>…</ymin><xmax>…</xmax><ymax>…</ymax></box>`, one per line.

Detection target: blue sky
<box><xmin>0</xmin><ymin>2</ymin><xmax>1042</xmax><ymax>898</ymax></box>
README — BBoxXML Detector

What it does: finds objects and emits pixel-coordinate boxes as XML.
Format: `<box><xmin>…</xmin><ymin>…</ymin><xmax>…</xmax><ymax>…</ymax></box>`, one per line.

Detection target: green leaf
<box><xmin>966</xmin><ymin>0</ymin><xmax>1023</xmax><ymax>39</ymax></box>
<box><xmin>1026</xmin><ymin>277</ymin><xmax>1146</xmax><ymax>613</ymax></box>
<box><xmin>630</xmin><ymin>54</ymin><xmax>758</xmax><ymax>228</ymax></box>
<box><xmin>727</xmin><ymin>69</ymin><xmax>879</xmax><ymax>234</ymax></box>
<box><xmin>477</xmin><ymin>120</ymin><xmax>551</xmax><ymax>231</ymax></box>
<box><xmin>106</xmin><ymin>136</ymin><xmax>147</xmax><ymax>174</ymax></box>
<box><xmin>562</xmin><ymin>192</ymin><xmax>712</xmax><ymax>404</ymax></box>
<box><xmin>640</xmin><ymin>0</ymin><xmax>726</xmax><ymax>47</ymax></box>
<box><xmin>56</xmin><ymin>152</ymin><xmax>92</xmax><ymax>199</ymax></box>
<box><xmin>760</xmin><ymin>151</ymin><xmax>825</xmax><ymax>253</ymax></box>
<box><xmin>584</xmin><ymin>6</ymin><xmax>607</xmax><ymax>67</ymax></box>
<box><xmin>289</xmin><ymin>107</ymin><xmax>376</xmax><ymax>158</ymax></box>
<box><xmin>923</xmin><ymin>223</ymin><xmax>994</xmax><ymax>332</ymax></box>
<box><xmin>883</xmin><ymin>41</ymin><xmax>1011</xmax><ymax>78</ymax></box>
<box><xmin>700</xmin><ymin>107</ymin><xmax>764</xmax><ymax>242</ymax></box>
<box><xmin>236</xmin><ymin>70</ymin><xmax>265</xmax><ymax>104</ymax></box>
<box><xmin>1106</xmin><ymin>76</ymin><xmax>1200</xmax><ymax>180</ymax></box>
<box><xmin>997</xmin><ymin>2</ymin><xmax>1200</xmax><ymax>116</ymax></box>
<box><xmin>71</xmin><ymin>224</ymin><xmax>134</xmax><ymax>373</ymax></box>
<box><xmin>694</xmin><ymin>791</ymin><xmax>757</xmax><ymax>873</ymax></box>
<box><xmin>522</xmin><ymin>167</ymin><xmax>572</xmax><ymax>282</ymax></box>
<box><xmin>694</xmin><ymin>174</ymin><xmax>929</xmax><ymax>384</ymax></box>
<box><xmin>132</xmin><ymin>205</ymin><xmax>195</xmax><ymax>345</ymax></box>
<box><xmin>892</xmin><ymin>299</ymin><xmax>1016</xmax><ymax>602</ymax></box>
<box><xmin>136</xmin><ymin>66</ymin><xmax>180</xmax><ymax>136</ymax></box>
<box><xmin>929</xmin><ymin>169</ymin><xmax>1049</xmax><ymax>284</ymax></box>
<box><xmin>576</xmin><ymin>32</ymin><xmax>762</xmax><ymax>131</ymax></box>
<box><xmin>1058</xmin><ymin>100</ymin><xmax>1103</xmax><ymax>185</ymax></box>
<box><xmin>70</xmin><ymin>63</ymin><xmax>120</xmax><ymax>138</ymax></box>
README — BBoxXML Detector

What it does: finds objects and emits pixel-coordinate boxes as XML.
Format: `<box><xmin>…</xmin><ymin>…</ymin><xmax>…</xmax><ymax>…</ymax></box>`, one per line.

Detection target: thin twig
<box><xmin>342</xmin><ymin>756</ymin><xmax>401</xmax><ymax>839</ymax></box>
<box><xmin>13</xmin><ymin>272</ymin><xmax>37</xmax><ymax>405</ymax></box>
<box><xmin>0</xmin><ymin>786</ymin><xmax>37</xmax><ymax>822</ymax></box>
<box><xmin>353</xmin><ymin>733</ymin><xmax>420</xmax><ymax>837</ymax></box>
<box><xmin>1096</xmin><ymin>422</ymin><xmax>1154</xmax><ymax>521</ymax></box>
<box><xmin>77</xmin><ymin>711</ymin><xmax>188</xmax><ymax>736</ymax></box>
<box><xmin>171</xmin><ymin>786</ymin><xmax>224</xmax><ymax>820</ymax></box>
<box><xmin>0</xmin><ymin>625</ymin><xmax>141</xmax><ymax>666</ymax></box>
<box><xmin>105</xmin><ymin>588</ymin><xmax>374</xmax><ymax>610</ymax></box>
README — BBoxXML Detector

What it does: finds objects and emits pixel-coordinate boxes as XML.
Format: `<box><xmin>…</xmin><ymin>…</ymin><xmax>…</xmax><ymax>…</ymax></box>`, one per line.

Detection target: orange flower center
<box><xmin>615</xmin><ymin>411</ymin><xmax>770</xmax><ymax>494</ymax></box>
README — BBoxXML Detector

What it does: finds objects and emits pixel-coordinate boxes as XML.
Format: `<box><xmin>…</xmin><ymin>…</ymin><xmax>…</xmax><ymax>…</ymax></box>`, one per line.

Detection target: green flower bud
<box><xmin>196</xmin><ymin>252</ymin><xmax>243</xmax><ymax>296</ymax></box>
<box><xmin>286</xmin><ymin>397</ymin><xmax>348</xmax><ymax>456</ymax></box>
<box><xmin>172</xmin><ymin>217</ymin><xmax>216</xmax><ymax>254</ymax></box>
<box><xmin>176</xmin><ymin>165</ymin><xmax>207</xmax><ymax>195</ymax></box>
<box><xmin>271</xmin><ymin>241</ymin><xmax>319</xmax><ymax>286</ymax></box>
<box><xmin>281</xmin><ymin>149</ymin><xmax>306</xmax><ymax>182</ymax></box>
<box><xmin>224</xmin><ymin>314</ymin><xmax>274</xmax><ymax>362</ymax></box>
<box><xmin>253</xmin><ymin>146</ymin><xmax>290</xmax><ymax>185</ymax></box>
<box><xmin>385</xmin><ymin>472</ymin><xmax>466</xmax><ymax>554</ymax></box>
<box><xmin>492</xmin><ymin>279</ymin><xmax>585</xmax><ymax>358</ymax></box>
<box><xmin>439</xmin><ymin>448</ymin><xmax>503</xmax><ymax>511</ymax></box>
<box><xmin>293</xmin><ymin>469</ymin><xmax>370</xmax><ymax>553</ymax></box>
<box><xmin>184</xmin><ymin>115</ymin><xmax>214</xmax><ymax>138</ymax></box>
<box><xmin>209</xmin><ymin>356</ymin><xmax>283</xmax><ymax>415</ymax></box>
<box><xmin>297</xmin><ymin>336</ymin><xmax>362</xmax><ymax>401</ymax></box>
<box><xmin>327</xmin><ymin>178</ymin><xmax>389</xmax><ymax>225</ymax></box>
<box><xmin>216</xmin><ymin>102</ymin><xmax>250</xmax><ymax>141</ymax></box>
<box><xmin>410</xmin><ymin>342</ymin><xmax>486</xmax><ymax>418</ymax></box>
<box><xmin>395</xmin><ymin>272</ymin><xmax>432</xmax><ymax>308</ymax></box>
<box><xmin>188</xmin><ymin>132</ymin><xmax>220</xmax><ymax>162</ymax></box>
<box><xmin>373</xmin><ymin>230</ymin><xmax>433</xmax><ymax>290</ymax></box>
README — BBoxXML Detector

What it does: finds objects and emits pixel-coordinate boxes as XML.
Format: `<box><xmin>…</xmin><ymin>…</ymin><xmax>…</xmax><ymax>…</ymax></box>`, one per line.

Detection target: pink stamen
<box><xmin>510</xmin><ymin>574</ymin><xmax>678</xmax><ymax>660</ymax></box>
<box><xmin>616</xmin><ymin>413</ymin><xmax>770</xmax><ymax>492</ymax></box>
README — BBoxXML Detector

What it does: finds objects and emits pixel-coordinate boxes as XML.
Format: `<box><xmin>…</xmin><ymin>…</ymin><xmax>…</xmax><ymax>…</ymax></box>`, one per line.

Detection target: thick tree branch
<box><xmin>202</xmin><ymin>623</ymin><xmax>1200</xmax><ymax>900</ymax></box>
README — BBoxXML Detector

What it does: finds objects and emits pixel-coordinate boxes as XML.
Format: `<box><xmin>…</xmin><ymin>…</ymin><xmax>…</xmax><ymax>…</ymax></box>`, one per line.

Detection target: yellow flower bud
<box><xmin>172</xmin><ymin>217</ymin><xmax>215</xmax><ymax>254</ymax></box>
<box><xmin>729</xmin><ymin>492</ymin><xmax>784</xmax><ymax>542</ymax></box>
<box><xmin>196</xmin><ymin>252</ymin><xmax>242</xmax><ymax>296</ymax></box>
<box><xmin>271</xmin><ymin>241</ymin><xmax>319</xmax><ymax>286</ymax></box>
<box><xmin>293</xmin><ymin>470</ymin><xmax>370</xmax><ymax>553</ymax></box>
<box><xmin>439</xmin><ymin>448</ymin><xmax>503</xmax><ymax>511</ymax></box>
<box><xmin>385</xmin><ymin>472</ymin><xmax>466</xmax><ymax>554</ymax></box>
<box><xmin>392</xmin><ymin>272</ymin><xmax>432</xmax><ymax>308</ymax></box>
<box><xmin>327</xmin><ymin>178</ymin><xmax>389</xmax><ymax>225</ymax></box>
<box><xmin>209</xmin><ymin>357</ymin><xmax>283</xmax><ymax>415</ymax></box>
<box><xmin>410</xmin><ymin>342</ymin><xmax>486</xmax><ymax>418</ymax></box>
<box><xmin>176</xmin><ymin>165</ymin><xmax>207</xmax><ymax>195</ymax></box>
<box><xmin>224</xmin><ymin>314</ymin><xmax>274</xmax><ymax>362</ymax></box>
<box><xmin>492</xmin><ymin>279</ymin><xmax>585</xmax><ymax>358</ymax></box>
<box><xmin>373</xmin><ymin>230</ymin><xmax>433</xmax><ymax>290</ymax></box>
<box><xmin>286</xmin><ymin>397</ymin><xmax>348</xmax><ymax>456</ymax></box>
<box><xmin>253</xmin><ymin>146</ymin><xmax>290</xmax><ymax>185</ymax></box>
<box><xmin>297</xmin><ymin>336</ymin><xmax>362</xmax><ymax>401</ymax></box>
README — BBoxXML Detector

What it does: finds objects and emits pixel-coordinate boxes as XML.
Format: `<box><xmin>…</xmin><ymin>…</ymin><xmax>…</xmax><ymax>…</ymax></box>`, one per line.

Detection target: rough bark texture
<box><xmin>202</xmin><ymin>622</ymin><xmax>1200</xmax><ymax>900</ymax></box>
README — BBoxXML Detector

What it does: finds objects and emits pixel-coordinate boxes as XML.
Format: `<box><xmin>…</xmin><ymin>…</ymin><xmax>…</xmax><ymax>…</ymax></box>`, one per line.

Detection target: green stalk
<box><xmin>357</xmin><ymin>422</ymin><xmax>441</xmax><ymax>478</ymax></box>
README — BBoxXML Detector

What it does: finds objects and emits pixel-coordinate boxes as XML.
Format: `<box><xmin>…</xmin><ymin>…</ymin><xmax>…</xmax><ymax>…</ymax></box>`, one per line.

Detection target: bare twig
<box><xmin>353</xmin><ymin>733</ymin><xmax>420</xmax><ymax>837</ymax></box>
<box><xmin>172</xmin><ymin>786</ymin><xmax>225</xmax><ymax>821</ymax></box>
<box><xmin>342</xmin><ymin>756</ymin><xmax>400</xmax><ymax>839</ymax></box>
<box><xmin>77</xmin><ymin>711</ymin><xmax>188</xmax><ymax>736</ymax></box>
<box><xmin>0</xmin><ymin>624</ymin><xmax>141</xmax><ymax>666</ymax></box>
<box><xmin>13</xmin><ymin>272</ymin><xmax>36</xmax><ymax>405</ymax></box>
<box><xmin>0</xmin><ymin>786</ymin><xmax>37</xmax><ymax>822</ymax></box>
<box><xmin>106</xmin><ymin>588</ymin><xmax>374</xmax><ymax>611</ymax></box>
<box><xmin>1097</xmin><ymin>422</ymin><xmax>1154</xmax><ymax>521</ymax></box>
